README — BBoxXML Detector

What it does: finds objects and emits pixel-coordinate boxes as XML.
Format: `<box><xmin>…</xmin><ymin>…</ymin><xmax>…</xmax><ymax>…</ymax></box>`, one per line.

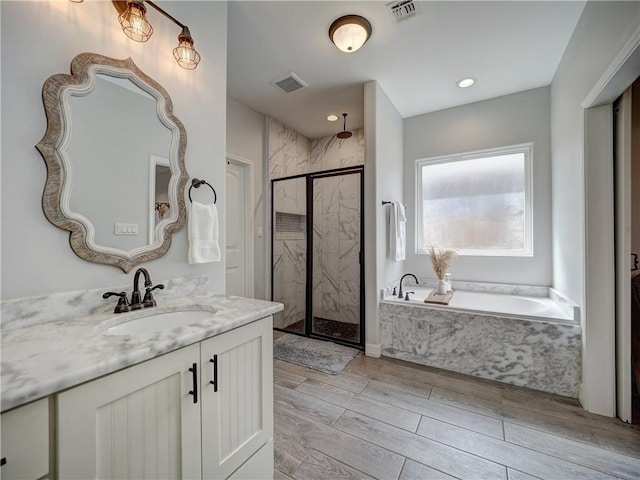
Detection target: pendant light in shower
<box><xmin>336</xmin><ymin>113</ymin><xmax>353</xmax><ymax>139</ymax></box>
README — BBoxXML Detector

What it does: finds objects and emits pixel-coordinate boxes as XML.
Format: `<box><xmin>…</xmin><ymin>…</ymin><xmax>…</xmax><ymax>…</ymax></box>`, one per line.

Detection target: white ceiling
<box><xmin>227</xmin><ymin>1</ymin><xmax>586</xmax><ymax>139</ymax></box>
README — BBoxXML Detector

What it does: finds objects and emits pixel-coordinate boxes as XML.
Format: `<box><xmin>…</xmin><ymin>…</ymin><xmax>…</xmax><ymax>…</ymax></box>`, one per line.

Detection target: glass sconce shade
<box><xmin>173</xmin><ymin>27</ymin><xmax>201</xmax><ymax>70</ymax></box>
<box><xmin>329</xmin><ymin>15</ymin><xmax>372</xmax><ymax>53</ymax></box>
<box><xmin>119</xmin><ymin>1</ymin><xmax>154</xmax><ymax>43</ymax></box>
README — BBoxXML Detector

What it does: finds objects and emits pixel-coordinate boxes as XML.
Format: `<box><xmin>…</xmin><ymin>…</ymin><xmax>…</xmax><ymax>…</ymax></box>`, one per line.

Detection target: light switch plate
<box><xmin>115</xmin><ymin>223</ymin><xmax>138</xmax><ymax>235</ymax></box>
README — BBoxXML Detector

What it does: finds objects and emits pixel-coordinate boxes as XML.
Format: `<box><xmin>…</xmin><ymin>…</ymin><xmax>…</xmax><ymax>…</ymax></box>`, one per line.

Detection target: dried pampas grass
<box><xmin>428</xmin><ymin>245</ymin><xmax>457</xmax><ymax>280</ymax></box>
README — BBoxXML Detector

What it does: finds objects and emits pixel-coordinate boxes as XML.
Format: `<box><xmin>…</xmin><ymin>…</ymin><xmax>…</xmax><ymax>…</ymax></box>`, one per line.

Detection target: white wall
<box><xmin>226</xmin><ymin>96</ymin><xmax>266</xmax><ymax>299</ymax></box>
<box><xmin>1</xmin><ymin>1</ymin><xmax>227</xmax><ymax>300</ymax></box>
<box><xmin>404</xmin><ymin>87</ymin><xmax>552</xmax><ymax>286</ymax></box>
<box><xmin>551</xmin><ymin>0</ymin><xmax>640</xmax><ymax>415</ymax></box>
<box><xmin>551</xmin><ymin>1</ymin><xmax>639</xmax><ymax>308</ymax></box>
<box><xmin>364</xmin><ymin>81</ymin><xmax>404</xmax><ymax>355</ymax></box>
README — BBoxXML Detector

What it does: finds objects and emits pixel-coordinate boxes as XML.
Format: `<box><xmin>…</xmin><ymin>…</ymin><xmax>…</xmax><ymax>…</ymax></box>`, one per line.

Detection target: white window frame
<box><xmin>415</xmin><ymin>142</ymin><xmax>533</xmax><ymax>257</ymax></box>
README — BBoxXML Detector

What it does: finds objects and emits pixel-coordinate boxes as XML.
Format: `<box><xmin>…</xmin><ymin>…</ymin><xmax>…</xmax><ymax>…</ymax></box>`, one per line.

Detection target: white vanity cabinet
<box><xmin>200</xmin><ymin>317</ymin><xmax>273</xmax><ymax>479</ymax></box>
<box><xmin>0</xmin><ymin>398</ymin><xmax>50</xmax><ymax>480</ymax></box>
<box><xmin>56</xmin><ymin>316</ymin><xmax>273</xmax><ymax>479</ymax></box>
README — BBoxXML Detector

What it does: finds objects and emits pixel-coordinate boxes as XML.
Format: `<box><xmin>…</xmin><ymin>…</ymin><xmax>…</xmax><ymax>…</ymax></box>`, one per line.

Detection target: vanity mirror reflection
<box><xmin>36</xmin><ymin>53</ymin><xmax>188</xmax><ymax>272</ymax></box>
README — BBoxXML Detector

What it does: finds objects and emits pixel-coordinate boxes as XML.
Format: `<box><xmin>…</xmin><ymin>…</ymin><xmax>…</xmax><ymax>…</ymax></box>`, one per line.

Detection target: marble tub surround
<box><xmin>1</xmin><ymin>294</ymin><xmax>283</xmax><ymax>411</ymax></box>
<box><xmin>379</xmin><ymin>301</ymin><xmax>581</xmax><ymax>397</ymax></box>
<box><xmin>1</xmin><ymin>275</ymin><xmax>210</xmax><ymax>332</ymax></box>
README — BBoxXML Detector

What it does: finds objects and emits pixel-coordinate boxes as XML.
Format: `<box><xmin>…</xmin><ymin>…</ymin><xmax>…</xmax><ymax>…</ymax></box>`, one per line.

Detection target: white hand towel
<box><xmin>188</xmin><ymin>201</ymin><xmax>220</xmax><ymax>264</ymax></box>
<box><xmin>390</xmin><ymin>202</ymin><xmax>406</xmax><ymax>261</ymax></box>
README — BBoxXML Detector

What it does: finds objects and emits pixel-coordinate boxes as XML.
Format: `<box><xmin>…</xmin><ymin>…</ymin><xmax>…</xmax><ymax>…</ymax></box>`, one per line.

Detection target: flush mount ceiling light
<box><xmin>329</xmin><ymin>15</ymin><xmax>372</xmax><ymax>53</ymax></box>
<box><xmin>457</xmin><ymin>78</ymin><xmax>475</xmax><ymax>88</ymax></box>
<box><xmin>105</xmin><ymin>1</ymin><xmax>200</xmax><ymax>70</ymax></box>
<box><xmin>327</xmin><ymin>114</ymin><xmax>339</xmax><ymax>122</ymax></box>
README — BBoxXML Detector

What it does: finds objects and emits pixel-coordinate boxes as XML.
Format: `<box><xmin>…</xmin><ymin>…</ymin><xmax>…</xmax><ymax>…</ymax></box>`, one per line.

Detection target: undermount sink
<box><xmin>104</xmin><ymin>307</ymin><xmax>217</xmax><ymax>336</ymax></box>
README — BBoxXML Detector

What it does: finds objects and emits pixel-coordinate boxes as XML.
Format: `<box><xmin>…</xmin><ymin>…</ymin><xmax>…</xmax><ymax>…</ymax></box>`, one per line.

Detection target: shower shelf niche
<box><xmin>275</xmin><ymin>211</ymin><xmax>305</xmax><ymax>240</ymax></box>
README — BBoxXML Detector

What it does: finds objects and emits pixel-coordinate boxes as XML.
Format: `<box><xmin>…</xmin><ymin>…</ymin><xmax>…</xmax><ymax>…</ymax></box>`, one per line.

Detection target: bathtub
<box><xmin>384</xmin><ymin>287</ymin><xmax>575</xmax><ymax>324</ymax></box>
<box><xmin>379</xmin><ymin>285</ymin><xmax>581</xmax><ymax>397</ymax></box>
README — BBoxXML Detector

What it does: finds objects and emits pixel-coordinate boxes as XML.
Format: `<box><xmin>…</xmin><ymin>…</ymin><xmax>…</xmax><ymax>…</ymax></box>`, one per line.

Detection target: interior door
<box><xmin>226</xmin><ymin>159</ymin><xmax>247</xmax><ymax>296</ymax></box>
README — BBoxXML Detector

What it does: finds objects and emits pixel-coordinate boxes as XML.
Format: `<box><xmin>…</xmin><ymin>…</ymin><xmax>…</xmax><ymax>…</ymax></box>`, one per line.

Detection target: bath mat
<box><xmin>424</xmin><ymin>289</ymin><xmax>454</xmax><ymax>305</ymax></box>
<box><xmin>273</xmin><ymin>333</ymin><xmax>360</xmax><ymax>375</ymax></box>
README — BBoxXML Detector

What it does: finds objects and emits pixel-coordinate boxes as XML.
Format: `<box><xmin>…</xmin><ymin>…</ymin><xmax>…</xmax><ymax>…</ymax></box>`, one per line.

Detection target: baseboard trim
<box><xmin>578</xmin><ymin>383</ymin><xmax>586</xmax><ymax>409</ymax></box>
<box><xmin>365</xmin><ymin>343</ymin><xmax>381</xmax><ymax>358</ymax></box>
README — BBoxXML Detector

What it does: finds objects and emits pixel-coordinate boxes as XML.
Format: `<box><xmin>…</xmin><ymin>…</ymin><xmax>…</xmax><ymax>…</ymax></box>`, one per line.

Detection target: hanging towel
<box><xmin>389</xmin><ymin>202</ymin><xmax>406</xmax><ymax>261</ymax></box>
<box><xmin>188</xmin><ymin>201</ymin><xmax>221</xmax><ymax>264</ymax></box>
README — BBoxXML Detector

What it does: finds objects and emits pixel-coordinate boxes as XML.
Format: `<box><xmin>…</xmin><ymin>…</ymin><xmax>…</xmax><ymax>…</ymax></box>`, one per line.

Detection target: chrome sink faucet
<box><xmin>103</xmin><ymin>268</ymin><xmax>164</xmax><ymax>314</ymax></box>
<box><xmin>398</xmin><ymin>273</ymin><xmax>418</xmax><ymax>299</ymax></box>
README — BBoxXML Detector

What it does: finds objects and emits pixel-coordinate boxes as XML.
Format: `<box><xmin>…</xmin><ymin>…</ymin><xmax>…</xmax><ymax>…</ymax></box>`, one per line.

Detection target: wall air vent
<box><xmin>270</xmin><ymin>72</ymin><xmax>308</xmax><ymax>94</ymax></box>
<box><xmin>386</xmin><ymin>0</ymin><xmax>418</xmax><ymax>21</ymax></box>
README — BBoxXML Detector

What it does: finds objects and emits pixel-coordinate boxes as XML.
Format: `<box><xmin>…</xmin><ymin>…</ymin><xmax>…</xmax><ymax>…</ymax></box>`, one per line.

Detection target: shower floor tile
<box><xmin>282</xmin><ymin>317</ymin><xmax>360</xmax><ymax>343</ymax></box>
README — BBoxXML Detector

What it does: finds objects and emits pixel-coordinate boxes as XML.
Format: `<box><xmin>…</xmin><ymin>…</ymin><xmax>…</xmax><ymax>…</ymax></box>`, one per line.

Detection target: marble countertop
<box><xmin>1</xmin><ymin>295</ymin><xmax>283</xmax><ymax>412</ymax></box>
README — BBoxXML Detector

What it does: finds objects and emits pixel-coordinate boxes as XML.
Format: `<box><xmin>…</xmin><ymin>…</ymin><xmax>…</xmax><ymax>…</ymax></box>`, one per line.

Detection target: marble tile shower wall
<box><xmin>268</xmin><ymin>117</ymin><xmax>364</xmax><ymax>180</ymax></box>
<box><xmin>312</xmin><ymin>174</ymin><xmax>361</xmax><ymax>325</ymax></box>
<box><xmin>272</xmin><ymin>178</ymin><xmax>306</xmax><ymax>329</ymax></box>
<box><xmin>269</xmin><ymin>118</ymin><xmax>364</xmax><ymax>330</ymax></box>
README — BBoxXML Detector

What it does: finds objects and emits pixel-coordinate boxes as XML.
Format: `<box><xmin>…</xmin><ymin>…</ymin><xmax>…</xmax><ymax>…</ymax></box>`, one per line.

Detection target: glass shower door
<box><xmin>271</xmin><ymin>176</ymin><xmax>307</xmax><ymax>335</ymax></box>
<box><xmin>310</xmin><ymin>170</ymin><xmax>362</xmax><ymax>345</ymax></box>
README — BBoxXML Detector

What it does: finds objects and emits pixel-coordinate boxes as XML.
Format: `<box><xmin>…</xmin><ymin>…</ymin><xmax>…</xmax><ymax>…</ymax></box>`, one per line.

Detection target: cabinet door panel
<box><xmin>57</xmin><ymin>345</ymin><xmax>201</xmax><ymax>480</ymax></box>
<box><xmin>201</xmin><ymin>317</ymin><xmax>273</xmax><ymax>479</ymax></box>
<box><xmin>0</xmin><ymin>398</ymin><xmax>49</xmax><ymax>480</ymax></box>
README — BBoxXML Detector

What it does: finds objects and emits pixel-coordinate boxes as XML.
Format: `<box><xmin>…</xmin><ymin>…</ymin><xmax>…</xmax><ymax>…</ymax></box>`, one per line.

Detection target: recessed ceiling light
<box><xmin>327</xmin><ymin>114</ymin><xmax>339</xmax><ymax>122</ymax></box>
<box><xmin>457</xmin><ymin>78</ymin><xmax>475</xmax><ymax>88</ymax></box>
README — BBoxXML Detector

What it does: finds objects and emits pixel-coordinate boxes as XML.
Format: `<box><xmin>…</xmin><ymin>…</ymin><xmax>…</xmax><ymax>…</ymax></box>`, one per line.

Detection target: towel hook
<box><xmin>188</xmin><ymin>178</ymin><xmax>217</xmax><ymax>204</ymax></box>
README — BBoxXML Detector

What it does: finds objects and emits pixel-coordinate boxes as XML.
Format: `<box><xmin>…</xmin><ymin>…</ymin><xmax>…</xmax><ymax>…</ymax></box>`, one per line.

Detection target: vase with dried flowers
<box><xmin>428</xmin><ymin>245</ymin><xmax>457</xmax><ymax>294</ymax></box>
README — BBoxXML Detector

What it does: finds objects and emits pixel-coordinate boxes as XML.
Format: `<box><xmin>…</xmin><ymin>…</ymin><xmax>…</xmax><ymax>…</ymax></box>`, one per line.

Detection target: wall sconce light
<box><xmin>173</xmin><ymin>26</ymin><xmax>201</xmax><ymax>70</ymax></box>
<box><xmin>118</xmin><ymin>1</ymin><xmax>153</xmax><ymax>42</ymax></box>
<box><xmin>329</xmin><ymin>15</ymin><xmax>372</xmax><ymax>53</ymax></box>
<box><xmin>111</xmin><ymin>1</ymin><xmax>200</xmax><ymax>70</ymax></box>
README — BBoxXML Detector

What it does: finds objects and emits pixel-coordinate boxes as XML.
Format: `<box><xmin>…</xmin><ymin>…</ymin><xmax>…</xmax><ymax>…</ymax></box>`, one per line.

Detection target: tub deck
<box><xmin>383</xmin><ymin>287</ymin><xmax>576</xmax><ymax>324</ymax></box>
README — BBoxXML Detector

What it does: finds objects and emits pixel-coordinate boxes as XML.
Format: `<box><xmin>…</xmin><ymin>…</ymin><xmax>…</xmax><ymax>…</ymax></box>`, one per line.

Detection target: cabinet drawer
<box><xmin>1</xmin><ymin>398</ymin><xmax>49</xmax><ymax>480</ymax></box>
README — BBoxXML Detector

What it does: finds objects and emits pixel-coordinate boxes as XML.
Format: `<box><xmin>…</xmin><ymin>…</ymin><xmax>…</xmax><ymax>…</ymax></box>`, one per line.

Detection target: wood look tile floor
<box><xmin>272</xmin><ymin>336</ymin><xmax>640</xmax><ymax>480</ymax></box>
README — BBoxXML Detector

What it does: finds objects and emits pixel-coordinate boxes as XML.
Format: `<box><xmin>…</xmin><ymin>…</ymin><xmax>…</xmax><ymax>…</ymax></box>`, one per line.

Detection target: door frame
<box><xmin>614</xmin><ymin>88</ymin><xmax>633</xmax><ymax>422</ymax></box>
<box><xmin>581</xmin><ymin>25</ymin><xmax>640</xmax><ymax>417</ymax></box>
<box><xmin>270</xmin><ymin>165</ymin><xmax>365</xmax><ymax>350</ymax></box>
<box><xmin>226</xmin><ymin>154</ymin><xmax>255</xmax><ymax>298</ymax></box>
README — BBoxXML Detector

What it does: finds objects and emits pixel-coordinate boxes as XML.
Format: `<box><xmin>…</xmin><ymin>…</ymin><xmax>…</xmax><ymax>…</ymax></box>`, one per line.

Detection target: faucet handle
<box><xmin>102</xmin><ymin>291</ymin><xmax>130</xmax><ymax>314</ymax></box>
<box><xmin>404</xmin><ymin>291</ymin><xmax>414</xmax><ymax>301</ymax></box>
<box><xmin>143</xmin><ymin>284</ymin><xmax>165</xmax><ymax>308</ymax></box>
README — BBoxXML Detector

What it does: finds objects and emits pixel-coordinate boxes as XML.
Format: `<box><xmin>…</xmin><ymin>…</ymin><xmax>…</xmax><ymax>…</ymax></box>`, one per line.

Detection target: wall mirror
<box><xmin>36</xmin><ymin>52</ymin><xmax>188</xmax><ymax>272</ymax></box>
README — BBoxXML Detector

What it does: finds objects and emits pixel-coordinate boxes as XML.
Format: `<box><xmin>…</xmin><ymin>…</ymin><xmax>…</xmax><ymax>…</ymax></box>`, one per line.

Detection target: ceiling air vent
<box><xmin>386</xmin><ymin>0</ymin><xmax>418</xmax><ymax>22</ymax></box>
<box><xmin>270</xmin><ymin>72</ymin><xmax>308</xmax><ymax>94</ymax></box>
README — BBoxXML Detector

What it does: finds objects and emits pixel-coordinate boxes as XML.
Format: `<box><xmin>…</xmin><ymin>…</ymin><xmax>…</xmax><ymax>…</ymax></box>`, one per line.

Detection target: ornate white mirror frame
<box><xmin>36</xmin><ymin>52</ymin><xmax>188</xmax><ymax>272</ymax></box>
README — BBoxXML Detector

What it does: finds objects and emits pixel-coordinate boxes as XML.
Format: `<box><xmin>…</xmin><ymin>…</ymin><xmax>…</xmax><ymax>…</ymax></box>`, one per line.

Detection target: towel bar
<box><xmin>382</xmin><ymin>201</ymin><xmax>405</xmax><ymax>208</ymax></box>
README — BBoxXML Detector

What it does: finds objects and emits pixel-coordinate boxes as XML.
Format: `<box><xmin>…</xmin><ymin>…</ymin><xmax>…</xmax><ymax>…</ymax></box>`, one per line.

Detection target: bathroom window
<box><xmin>416</xmin><ymin>143</ymin><xmax>532</xmax><ymax>256</ymax></box>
